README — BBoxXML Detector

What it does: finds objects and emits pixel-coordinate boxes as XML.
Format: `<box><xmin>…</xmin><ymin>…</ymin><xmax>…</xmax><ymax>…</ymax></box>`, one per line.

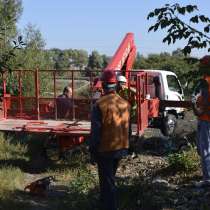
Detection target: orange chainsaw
<box><xmin>24</xmin><ymin>176</ymin><xmax>55</xmax><ymax>196</ymax></box>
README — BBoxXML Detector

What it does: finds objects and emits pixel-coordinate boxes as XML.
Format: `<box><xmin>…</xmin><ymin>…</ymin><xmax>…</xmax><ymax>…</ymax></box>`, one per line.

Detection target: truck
<box><xmin>0</xmin><ymin>33</ymin><xmax>191</xmax><ymax>156</ymax></box>
<box><xmin>103</xmin><ymin>32</ymin><xmax>186</xmax><ymax>136</ymax></box>
<box><xmin>140</xmin><ymin>69</ymin><xmax>185</xmax><ymax>136</ymax></box>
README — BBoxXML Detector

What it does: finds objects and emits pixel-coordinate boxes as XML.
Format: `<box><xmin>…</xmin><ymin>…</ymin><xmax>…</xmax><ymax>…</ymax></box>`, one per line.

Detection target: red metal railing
<box><xmin>0</xmin><ymin>69</ymin><xmax>159</xmax><ymax>136</ymax></box>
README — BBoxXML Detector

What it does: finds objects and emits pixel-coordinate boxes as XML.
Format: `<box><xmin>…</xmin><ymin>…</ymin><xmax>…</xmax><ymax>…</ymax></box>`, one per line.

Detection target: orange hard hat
<box><xmin>101</xmin><ymin>70</ymin><xmax>117</xmax><ymax>83</ymax></box>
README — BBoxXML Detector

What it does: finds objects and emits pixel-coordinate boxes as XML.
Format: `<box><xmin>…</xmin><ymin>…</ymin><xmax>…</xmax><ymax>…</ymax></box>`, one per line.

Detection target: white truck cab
<box><xmin>140</xmin><ymin>69</ymin><xmax>185</xmax><ymax>136</ymax></box>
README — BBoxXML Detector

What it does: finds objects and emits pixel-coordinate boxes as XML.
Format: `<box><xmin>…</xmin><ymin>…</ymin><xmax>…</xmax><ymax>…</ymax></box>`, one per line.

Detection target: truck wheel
<box><xmin>161</xmin><ymin>114</ymin><xmax>177</xmax><ymax>137</ymax></box>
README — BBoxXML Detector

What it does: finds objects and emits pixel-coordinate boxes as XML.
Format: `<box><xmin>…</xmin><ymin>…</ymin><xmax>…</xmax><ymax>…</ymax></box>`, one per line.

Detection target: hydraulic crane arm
<box><xmin>104</xmin><ymin>33</ymin><xmax>136</xmax><ymax>80</ymax></box>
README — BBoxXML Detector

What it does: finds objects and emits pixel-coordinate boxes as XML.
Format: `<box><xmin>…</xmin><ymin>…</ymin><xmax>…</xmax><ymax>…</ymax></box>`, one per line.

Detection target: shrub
<box><xmin>167</xmin><ymin>146</ymin><xmax>200</xmax><ymax>172</ymax></box>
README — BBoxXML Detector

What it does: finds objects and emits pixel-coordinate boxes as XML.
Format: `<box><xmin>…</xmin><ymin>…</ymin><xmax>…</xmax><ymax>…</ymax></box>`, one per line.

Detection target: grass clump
<box><xmin>167</xmin><ymin>146</ymin><xmax>200</xmax><ymax>172</ymax></box>
<box><xmin>69</xmin><ymin>167</ymin><xmax>97</xmax><ymax>193</ymax></box>
<box><xmin>0</xmin><ymin>136</ymin><xmax>28</xmax><ymax>161</ymax></box>
<box><xmin>0</xmin><ymin>166</ymin><xmax>25</xmax><ymax>198</ymax></box>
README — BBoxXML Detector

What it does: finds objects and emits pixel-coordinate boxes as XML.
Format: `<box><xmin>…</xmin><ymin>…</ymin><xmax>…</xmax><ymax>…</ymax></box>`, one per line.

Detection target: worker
<box><xmin>116</xmin><ymin>74</ymin><xmax>137</xmax><ymax>120</ymax></box>
<box><xmin>56</xmin><ymin>86</ymin><xmax>74</xmax><ymax>159</ymax></box>
<box><xmin>57</xmin><ymin>86</ymin><xmax>73</xmax><ymax>119</ymax></box>
<box><xmin>116</xmin><ymin>74</ymin><xmax>137</xmax><ymax>141</ymax></box>
<box><xmin>192</xmin><ymin>55</ymin><xmax>210</xmax><ymax>187</ymax></box>
<box><xmin>89</xmin><ymin>70</ymin><xmax>130</xmax><ymax>210</ymax></box>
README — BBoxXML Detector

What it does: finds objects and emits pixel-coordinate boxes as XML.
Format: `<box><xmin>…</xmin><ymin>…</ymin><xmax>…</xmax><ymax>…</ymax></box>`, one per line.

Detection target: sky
<box><xmin>17</xmin><ymin>0</ymin><xmax>210</xmax><ymax>57</ymax></box>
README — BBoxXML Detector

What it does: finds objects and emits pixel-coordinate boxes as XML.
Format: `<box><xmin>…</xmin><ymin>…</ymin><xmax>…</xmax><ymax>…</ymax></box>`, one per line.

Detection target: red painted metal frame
<box><xmin>136</xmin><ymin>72</ymin><xmax>149</xmax><ymax>135</ymax></box>
<box><xmin>53</xmin><ymin>71</ymin><xmax>57</xmax><ymax>120</ymax></box>
<box><xmin>104</xmin><ymin>33</ymin><xmax>136</xmax><ymax>81</ymax></box>
<box><xmin>0</xmin><ymin>69</ymin><xmax>99</xmax><ymax>133</ymax></box>
<box><xmin>35</xmin><ymin>69</ymin><xmax>40</xmax><ymax>120</ymax></box>
<box><xmin>0</xmin><ymin>69</ymin><xmax>146</xmax><ymax>136</ymax></box>
<box><xmin>1</xmin><ymin>68</ymin><xmax>187</xmax><ymax>139</ymax></box>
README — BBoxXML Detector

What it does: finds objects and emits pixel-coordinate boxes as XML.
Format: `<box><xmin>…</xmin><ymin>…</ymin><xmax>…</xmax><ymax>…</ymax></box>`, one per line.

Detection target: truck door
<box><xmin>165</xmin><ymin>74</ymin><xmax>184</xmax><ymax>113</ymax></box>
<box><xmin>136</xmin><ymin>72</ymin><xmax>149</xmax><ymax>135</ymax></box>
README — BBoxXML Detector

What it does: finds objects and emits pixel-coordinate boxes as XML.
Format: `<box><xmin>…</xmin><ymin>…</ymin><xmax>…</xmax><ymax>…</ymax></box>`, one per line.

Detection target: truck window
<box><xmin>167</xmin><ymin>75</ymin><xmax>182</xmax><ymax>94</ymax></box>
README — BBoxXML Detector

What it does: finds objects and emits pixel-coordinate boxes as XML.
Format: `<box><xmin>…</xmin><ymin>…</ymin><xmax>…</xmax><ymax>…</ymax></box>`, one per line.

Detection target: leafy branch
<box><xmin>147</xmin><ymin>3</ymin><xmax>210</xmax><ymax>55</ymax></box>
<box><xmin>0</xmin><ymin>35</ymin><xmax>25</xmax><ymax>72</ymax></box>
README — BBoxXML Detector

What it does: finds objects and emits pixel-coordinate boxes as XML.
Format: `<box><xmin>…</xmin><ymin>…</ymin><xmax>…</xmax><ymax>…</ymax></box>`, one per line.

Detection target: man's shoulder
<box><xmin>97</xmin><ymin>93</ymin><xmax>129</xmax><ymax>105</ymax></box>
<box><xmin>57</xmin><ymin>94</ymin><xmax>66</xmax><ymax>98</ymax></box>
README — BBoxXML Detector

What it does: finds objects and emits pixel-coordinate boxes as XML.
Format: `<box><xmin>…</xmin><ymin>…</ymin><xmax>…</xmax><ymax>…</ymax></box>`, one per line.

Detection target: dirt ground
<box><xmin>113</xmin><ymin>110</ymin><xmax>205</xmax><ymax>210</ymax></box>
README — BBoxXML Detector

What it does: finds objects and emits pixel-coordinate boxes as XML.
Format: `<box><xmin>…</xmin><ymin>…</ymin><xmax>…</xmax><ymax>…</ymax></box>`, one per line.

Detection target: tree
<box><xmin>147</xmin><ymin>3</ymin><xmax>210</xmax><ymax>55</ymax></box>
<box><xmin>0</xmin><ymin>0</ymin><xmax>24</xmax><ymax>72</ymax></box>
<box><xmin>101</xmin><ymin>54</ymin><xmax>110</xmax><ymax>68</ymax></box>
<box><xmin>54</xmin><ymin>51</ymin><xmax>69</xmax><ymax>70</ymax></box>
<box><xmin>68</xmin><ymin>49</ymin><xmax>88</xmax><ymax>70</ymax></box>
<box><xmin>13</xmin><ymin>24</ymin><xmax>53</xmax><ymax>70</ymax></box>
<box><xmin>87</xmin><ymin>50</ymin><xmax>103</xmax><ymax>75</ymax></box>
<box><xmin>0</xmin><ymin>0</ymin><xmax>23</xmax><ymax>43</ymax></box>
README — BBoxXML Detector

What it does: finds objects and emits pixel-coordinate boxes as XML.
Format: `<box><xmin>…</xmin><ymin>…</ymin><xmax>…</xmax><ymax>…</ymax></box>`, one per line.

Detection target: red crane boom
<box><xmin>104</xmin><ymin>33</ymin><xmax>136</xmax><ymax>79</ymax></box>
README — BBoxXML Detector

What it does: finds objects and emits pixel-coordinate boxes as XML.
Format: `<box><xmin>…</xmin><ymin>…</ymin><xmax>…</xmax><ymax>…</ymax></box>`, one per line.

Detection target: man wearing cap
<box><xmin>89</xmin><ymin>70</ymin><xmax>130</xmax><ymax>210</ymax></box>
<box><xmin>192</xmin><ymin>55</ymin><xmax>210</xmax><ymax>186</ymax></box>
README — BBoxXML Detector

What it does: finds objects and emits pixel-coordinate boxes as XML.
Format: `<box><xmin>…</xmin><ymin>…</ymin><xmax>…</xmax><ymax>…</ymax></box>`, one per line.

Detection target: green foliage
<box><xmin>167</xmin><ymin>146</ymin><xmax>200</xmax><ymax>172</ymax></box>
<box><xmin>148</xmin><ymin>3</ymin><xmax>210</xmax><ymax>55</ymax></box>
<box><xmin>12</xmin><ymin>24</ymin><xmax>53</xmax><ymax>70</ymax></box>
<box><xmin>0</xmin><ymin>167</ymin><xmax>25</xmax><ymax>198</ymax></box>
<box><xmin>0</xmin><ymin>37</ymin><xmax>24</xmax><ymax>72</ymax></box>
<box><xmin>0</xmin><ymin>133</ymin><xmax>28</xmax><ymax>160</ymax></box>
<box><xmin>76</xmin><ymin>82</ymin><xmax>91</xmax><ymax>98</ymax></box>
<box><xmin>69</xmin><ymin>168</ymin><xmax>97</xmax><ymax>194</ymax></box>
<box><xmin>0</xmin><ymin>132</ymin><xmax>26</xmax><ymax>202</ymax></box>
<box><xmin>87</xmin><ymin>50</ymin><xmax>104</xmax><ymax>75</ymax></box>
<box><xmin>68</xmin><ymin>49</ymin><xmax>89</xmax><ymax>70</ymax></box>
<box><xmin>0</xmin><ymin>0</ymin><xmax>23</xmax><ymax>40</ymax></box>
<box><xmin>0</xmin><ymin>0</ymin><xmax>24</xmax><ymax>72</ymax></box>
<box><xmin>54</xmin><ymin>50</ymin><xmax>70</xmax><ymax>70</ymax></box>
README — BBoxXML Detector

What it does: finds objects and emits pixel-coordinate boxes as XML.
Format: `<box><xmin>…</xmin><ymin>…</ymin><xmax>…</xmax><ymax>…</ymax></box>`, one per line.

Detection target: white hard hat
<box><xmin>117</xmin><ymin>75</ymin><xmax>127</xmax><ymax>83</ymax></box>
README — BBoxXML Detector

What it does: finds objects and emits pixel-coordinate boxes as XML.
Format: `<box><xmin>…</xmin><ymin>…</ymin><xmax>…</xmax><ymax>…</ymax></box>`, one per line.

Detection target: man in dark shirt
<box><xmin>57</xmin><ymin>86</ymin><xmax>73</xmax><ymax>119</ymax></box>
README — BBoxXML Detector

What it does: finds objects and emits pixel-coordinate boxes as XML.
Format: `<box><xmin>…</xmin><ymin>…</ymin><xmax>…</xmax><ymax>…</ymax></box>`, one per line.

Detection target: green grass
<box><xmin>0</xmin><ymin>166</ymin><xmax>25</xmax><ymax>198</ymax></box>
<box><xmin>0</xmin><ymin>133</ymin><xmax>100</xmax><ymax>210</ymax></box>
<box><xmin>0</xmin><ymin>133</ymin><xmax>28</xmax><ymax>160</ymax></box>
<box><xmin>167</xmin><ymin>145</ymin><xmax>200</xmax><ymax>172</ymax></box>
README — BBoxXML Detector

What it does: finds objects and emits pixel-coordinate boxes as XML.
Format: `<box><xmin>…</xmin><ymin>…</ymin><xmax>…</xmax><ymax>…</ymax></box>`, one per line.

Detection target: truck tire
<box><xmin>161</xmin><ymin>114</ymin><xmax>177</xmax><ymax>137</ymax></box>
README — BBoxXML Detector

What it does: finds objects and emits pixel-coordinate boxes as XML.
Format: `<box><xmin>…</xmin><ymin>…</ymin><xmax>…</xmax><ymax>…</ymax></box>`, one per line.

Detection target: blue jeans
<box><xmin>96</xmin><ymin>156</ymin><xmax>120</xmax><ymax>210</ymax></box>
<box><xmin>197</xmin><ymin>120</ymin><xmax>210</xmax><ymax>180</ymax></box>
